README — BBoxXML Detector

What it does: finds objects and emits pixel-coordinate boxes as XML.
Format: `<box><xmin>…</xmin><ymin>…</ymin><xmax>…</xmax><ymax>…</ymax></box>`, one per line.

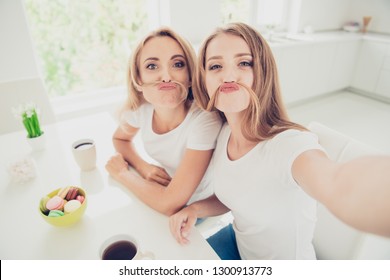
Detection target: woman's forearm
<box><xmin>117</xmin><ymin>169</ymin><xmax>186</xmax><ymax>216</ymax></box>
<box><xmin>189</xmin><ymin>194</ymin><xmax>230</xmax><ymax>219</ymax></box>
<box><xmin>330</xmin><ymin>155</ymin><xmax>390</xmax><ymax>237</ymax></box>
<box><xmin>113</xmin><ymin>138</ymin><xmax>149</xmax><ymax>175</ymax></box>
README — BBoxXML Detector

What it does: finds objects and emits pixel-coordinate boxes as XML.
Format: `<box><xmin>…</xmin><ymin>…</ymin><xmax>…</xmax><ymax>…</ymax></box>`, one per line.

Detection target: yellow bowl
<box><xmin>39</xmin><ymin>186</ymin><xmax>87</xmax><ymax>227</ymax></box>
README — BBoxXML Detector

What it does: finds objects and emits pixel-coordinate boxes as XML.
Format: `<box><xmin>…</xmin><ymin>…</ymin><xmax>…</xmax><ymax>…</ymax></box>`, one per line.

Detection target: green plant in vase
<box><xmin>13</xmin><ymin>102</ymin><xmax>43</xmax><ymax>138</ymax></box>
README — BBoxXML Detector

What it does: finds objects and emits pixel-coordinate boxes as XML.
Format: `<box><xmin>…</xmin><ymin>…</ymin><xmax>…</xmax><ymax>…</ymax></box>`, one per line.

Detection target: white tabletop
<box><xmin>0</xmin><ymin>112</ymin><xmax>219</xmax><ymax>260</ymax></box>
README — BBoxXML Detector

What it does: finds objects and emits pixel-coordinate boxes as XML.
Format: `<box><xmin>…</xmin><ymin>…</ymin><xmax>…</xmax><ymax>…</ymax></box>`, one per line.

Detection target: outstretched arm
<box><xmin>293</xmin><ymin>149</ymin><xmax>390</xmax><ymax>237</ymax></box>
<box><xmin>106</xmin><ymin>147</ymin><xmax>214</xmax><ymax>216</ymax></box>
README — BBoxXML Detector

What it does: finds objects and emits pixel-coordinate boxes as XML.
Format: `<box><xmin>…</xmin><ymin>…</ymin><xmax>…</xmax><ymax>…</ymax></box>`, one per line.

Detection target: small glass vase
<box><xmin>27</xmin><ymin>133</ymin><xmax>46</xmax><ymax>151</ymax></box>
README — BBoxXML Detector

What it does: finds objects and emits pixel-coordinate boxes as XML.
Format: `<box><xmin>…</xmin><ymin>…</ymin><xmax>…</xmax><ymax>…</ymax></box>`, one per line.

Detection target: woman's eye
<box><xmin>173</xmin><ymin>61</ymin><xmax>185</xmax><ymax>68</ymax></box>
<box><xmin>239</xmin><ymin>61</ymin><xmax>253</xmax><ymax>67</ymax></box>
<box><xmin>146</xmin><ymin>64</ymin><xmax>158</xmax><ymax>70</ymax></box>
<box><xmin>208</xmin><ymin>64</ymin><xmax>222</xmax><ymax>71</ymax></box>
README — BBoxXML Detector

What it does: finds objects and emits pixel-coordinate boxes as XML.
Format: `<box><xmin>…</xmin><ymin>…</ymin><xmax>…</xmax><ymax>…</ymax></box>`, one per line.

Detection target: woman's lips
<box><xmin>158</xmin><ymin>82</ymin><xmax>177</xmax><ymax>90</ymax></box>
<box><xmin>219</xmin><ymin>83</ymin><xmax>239</xmax><ymax>93</ymax></box>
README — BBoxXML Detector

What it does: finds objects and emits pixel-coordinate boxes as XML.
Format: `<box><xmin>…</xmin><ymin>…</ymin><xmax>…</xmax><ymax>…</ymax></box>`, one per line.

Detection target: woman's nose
<box><xmin>160</xmin><ymin>67</ymin><xmax>172</xmax><ymax>82</ymax></box>
<box><xmin>222</xmin><ymin>66</ymin><xmax>237</xmax><ymax>83</ymax></box>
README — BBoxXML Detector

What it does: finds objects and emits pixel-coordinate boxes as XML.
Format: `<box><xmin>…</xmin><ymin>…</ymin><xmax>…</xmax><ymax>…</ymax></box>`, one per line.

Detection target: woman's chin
<box><xmin>215</xmin><ymin>99</ymin><xmax>249</xmax><ymax>113</ymax></box>
<box><xmin>214</xmin><ymin>91</ymin><xmax>250</xmax><ymax>113</ymax></box>
<box><xmin>149</xmin><ymin>92</ymin><xmax>187</xmax><ymax>108</ymax></box>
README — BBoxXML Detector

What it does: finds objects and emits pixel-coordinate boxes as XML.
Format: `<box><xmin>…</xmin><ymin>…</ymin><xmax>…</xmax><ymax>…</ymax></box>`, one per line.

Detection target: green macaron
<box><xmin>48</xmin><ymin>210</ymin><xmax>65</xmax><ymax>217</ymax></box>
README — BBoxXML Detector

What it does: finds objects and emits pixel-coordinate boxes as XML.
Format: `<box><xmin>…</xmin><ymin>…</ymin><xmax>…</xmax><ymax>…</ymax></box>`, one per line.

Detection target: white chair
<box><xmin>309</xmin><ymin>121</ymin><xmax>390</xmax><ymax>259</ymax></box>
<box><xmin>0</xmin><ymin>77</ymin><xmax>56</xmax><ymax>134</ymax></box>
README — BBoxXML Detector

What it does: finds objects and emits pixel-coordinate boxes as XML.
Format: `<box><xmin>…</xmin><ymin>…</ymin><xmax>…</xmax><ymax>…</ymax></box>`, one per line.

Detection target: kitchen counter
<box><xmin>267</xmin><ymin>30</ymin><xmax>390</xmax><ymax>48</ymax></box>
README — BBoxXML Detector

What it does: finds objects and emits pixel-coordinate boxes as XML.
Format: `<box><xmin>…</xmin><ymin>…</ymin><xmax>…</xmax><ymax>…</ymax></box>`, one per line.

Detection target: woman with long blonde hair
<box><xmin>106</xmin><ymin>27</ymin><xmax>222</xmax><ymax>216</ymax></box>
<box><xmin>169</xmin><ymin>22</ymin><xmax>390</xmax><ymax>259</ymax></box>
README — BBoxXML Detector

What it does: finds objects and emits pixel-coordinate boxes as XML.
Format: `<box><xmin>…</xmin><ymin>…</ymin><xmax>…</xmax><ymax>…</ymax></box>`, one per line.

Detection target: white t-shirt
<box><xmin>122</xmin><ymin>103</ymin><xmax>222</xmax><ymax>204</ymax></box>
<box><xmin>213</xmin><ymin>124</ymin><xmax>325</xmax><ymax>259</ymax></box>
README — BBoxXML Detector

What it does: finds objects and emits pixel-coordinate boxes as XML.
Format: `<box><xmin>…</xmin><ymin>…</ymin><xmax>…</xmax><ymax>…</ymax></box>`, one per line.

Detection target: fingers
<box><xmin>169</xmin><ymin>215</ymin><xmax>187</xmax><ymax>244</ymax></box>
<box><xmin>156</xmin><ymin>166</ymin><xmax>172</xmax><ymax>180</ymax></box>
<box><xmin>151</xmin><ymin>175</ymin><xmax>171</xmax><ymax>186</ymax></box>
<box><xmin>105</xmin><ymin>153</ymin><xmax>129</xmax><ymax>177</ymax></box>
<box><xmin>155</xmin><ymin>168</ymin><xmax>172</xmax><ymax>186</ymax></box>
<box><xmin>145</xmin><ymin>166</ymin><xmax>172</xmax><ymax>186</ymax></box>
<box><xmin>181</xmin><ymin>216</ymin><xmax>197</xmax><ymax>240</ymax></box>
<box><xmin>169</xmin><ymin>210</ymin><xmax>197</xmax><ymax>245</ymax></box>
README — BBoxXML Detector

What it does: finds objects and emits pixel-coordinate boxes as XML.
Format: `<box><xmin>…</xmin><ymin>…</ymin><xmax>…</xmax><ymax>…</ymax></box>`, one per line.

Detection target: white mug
<box><xmin>72</xmin><ymin>138</ymin><xmax>96</xmax><ymax>171</ymax></box>
<box><xmin>99</xmin><ymin>234</ymin><xmax>155</xmax><ymax>260</ymax></box>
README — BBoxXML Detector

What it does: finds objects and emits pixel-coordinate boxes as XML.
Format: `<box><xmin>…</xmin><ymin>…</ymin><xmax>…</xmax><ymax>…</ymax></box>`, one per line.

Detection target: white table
<box><xmin>0</xmin><ymin>112</ymin><xmax>219</xmax><ymax>260</ymax></box>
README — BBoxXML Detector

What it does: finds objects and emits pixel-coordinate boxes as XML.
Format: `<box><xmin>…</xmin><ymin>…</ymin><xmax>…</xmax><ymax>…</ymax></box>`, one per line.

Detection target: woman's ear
<box><xmin>134</xmin><ymin>80</ymin><xmax>143</xmax><ymax>92</ymax></box>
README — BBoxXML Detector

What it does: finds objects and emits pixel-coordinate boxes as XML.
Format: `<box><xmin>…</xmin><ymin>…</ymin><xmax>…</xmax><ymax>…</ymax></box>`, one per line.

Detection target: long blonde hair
<box><xmin>194</xmin><ymin>22</ymin><xmax>305</xmax><ymax>142</ymax></box>
<box><xmin>124</xmin><ymin>27</ymin><xmax>196</xmax><ymax>111</ymax></box>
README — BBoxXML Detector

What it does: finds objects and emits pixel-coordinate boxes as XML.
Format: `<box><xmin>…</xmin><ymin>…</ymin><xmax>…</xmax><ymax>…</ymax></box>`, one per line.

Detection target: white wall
<box><xmin>297</xmin><ymin>0</ymin><xmax>390</xmax><ymax>34</ymax></box>
<box><xmin>0</xmin><ymin>0</ymin><xmax>40</xmax><ymax>83</ymax></box>
<box><xmin>298</xmin><ymin>0</ymin><xmax>352</xmax><ymax>32</ymax></box>
<box><xmin>347</xmin><ymin>0</ymin><xmax>390</xmax><ymax>34</ymax></box>
<box><xmin>169</xmin><ymin>0</ymin><xmax>221</xmax><ymax>44</ymax></box>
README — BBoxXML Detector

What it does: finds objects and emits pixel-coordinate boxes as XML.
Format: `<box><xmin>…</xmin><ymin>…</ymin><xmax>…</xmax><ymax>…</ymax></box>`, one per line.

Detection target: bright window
<box><xmin>220</xmin><ymin>0</ymin><xmax>252</xmax><ymax>25</ymax></box>
<box><xmin>256</xmin><ymin>0</ymin><xmax>288</xmax><ymax>31</ymax></box>
<box><xmin>24</xmin><ymin>0</ymin><xmax>149</xmax><ymax>98</ymax></box>
<box><xmin>219</xmin><ymin>0</ymin><xmax>289</xmax><ymax>32</ymax></box>
<box><xmin>257</xmin><ymin>0</ymin><xmax>284</xmax><ymax>26</ymax></box>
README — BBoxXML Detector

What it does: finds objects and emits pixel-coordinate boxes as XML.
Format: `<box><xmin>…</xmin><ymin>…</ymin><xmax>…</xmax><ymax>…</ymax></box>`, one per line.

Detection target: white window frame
<box><xmin>251</xmin><ymin>0</ymin><xmax>301</xmax><ymax>34</ymax></box>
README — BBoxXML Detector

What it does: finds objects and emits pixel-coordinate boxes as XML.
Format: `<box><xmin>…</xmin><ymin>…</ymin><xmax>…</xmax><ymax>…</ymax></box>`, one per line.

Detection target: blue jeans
<box><xmin>207</xmin><ymin>224</ymin><xmax>241</xmax><ymax>260</ymax></box>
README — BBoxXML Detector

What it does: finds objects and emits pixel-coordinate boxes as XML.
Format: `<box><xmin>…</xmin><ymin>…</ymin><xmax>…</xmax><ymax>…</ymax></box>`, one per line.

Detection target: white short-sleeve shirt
<box><xmin>122</xmin><ymin>103</ymin><xmax>222</xmax><ymax>204</ymax></box>
<box><xmin>213</xmin><ymin>124</ymin><xmax>325</xmax><ymax>259</ymax></box>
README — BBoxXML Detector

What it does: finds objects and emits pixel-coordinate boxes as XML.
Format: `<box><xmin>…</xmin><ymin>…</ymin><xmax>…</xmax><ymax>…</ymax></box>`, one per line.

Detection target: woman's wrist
<box><xmin>117</xmin><ymin>166</ymin><xmax>134</xmax><ymax>185</ymax></box>
<box><xmin>187</xmin><ymin>202</ymin><xmax>204</xmax><ymax>218</ymax></box>
<box><xmin>133</xmin><ymin>161</ymin><xmax>150</xmax><ymax>178</ymax></box>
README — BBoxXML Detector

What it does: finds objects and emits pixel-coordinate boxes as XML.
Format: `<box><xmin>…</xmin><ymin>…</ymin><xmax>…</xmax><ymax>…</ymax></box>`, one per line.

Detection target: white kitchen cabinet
<box><xmin>351</xmin><ymin>40</ymin><xmax>388</xmax><ymax>93</ymax></box>
<box><xmin>276</xmin><ymin>45</ymin><xmax>312</xmax><ymax>104</ymax></box>
<box><xmin>375</xmin><ymin>69</ymin><xmax>390</xmax><ymax>98</ymax></box>
<box><xmin>275</xmin><ymin>42</ymin><xmax>338</xmax><ymax>104</ymax></box>
<box><xmin>307</xmin><ymin>42</ymin><xmax>338</xmax><ymax>96</ymax></box>
<box><xmin>328</xmin><ymin>40</ymin><xmax>361</xmax><ymax>93</ymax></box>
<box><xmin>270</xmin><ymin>32</ymin><xmax>390</xmax><ymax>105</ymax></box>
<box><xmin>375</xmin><ymin>47</ymin><xmax>390</xmax><ymax>99</ymax></box>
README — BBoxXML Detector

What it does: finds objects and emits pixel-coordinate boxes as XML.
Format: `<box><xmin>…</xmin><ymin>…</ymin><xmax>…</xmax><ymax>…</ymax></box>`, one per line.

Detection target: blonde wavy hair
<box><xmin>194</xmin><ymin>22</ymin><xmax>305</xmax><ymax>142</ymax></box>
<box><xmin>123</xmin><ymin>27</ymin><xmax>196</xmax><ymax>111</ymax></box>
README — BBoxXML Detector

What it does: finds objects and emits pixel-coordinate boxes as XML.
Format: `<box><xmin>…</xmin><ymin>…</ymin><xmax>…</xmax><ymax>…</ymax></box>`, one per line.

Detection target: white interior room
<box><xmin>1</xmin><ymin>0</ymin><xmax>390</xmax><ymax>261</ymax></box>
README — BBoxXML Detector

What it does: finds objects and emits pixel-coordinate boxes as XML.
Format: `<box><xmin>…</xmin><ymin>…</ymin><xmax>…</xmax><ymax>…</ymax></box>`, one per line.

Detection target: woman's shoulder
<box><xmin>268</xmin><ymin>128</ymin><xmax>322</xmax><ymax>154</ymax></box>
<box><xmin>273</xmin><ymin>128</ymin><xmax>317</xmax><ymax>142</ymax></box>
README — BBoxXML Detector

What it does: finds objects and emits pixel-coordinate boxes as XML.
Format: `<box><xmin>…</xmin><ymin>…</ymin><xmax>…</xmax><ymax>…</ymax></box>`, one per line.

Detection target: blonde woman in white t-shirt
<box><xmin>106</xmin><ymin>28</ymin><xmax>222</xmax><ymax>216</ymax></box>
<box><xmin>169</xmin><ymin>22</ymin><xmax>390</xmax><ymax>259</ymax></box>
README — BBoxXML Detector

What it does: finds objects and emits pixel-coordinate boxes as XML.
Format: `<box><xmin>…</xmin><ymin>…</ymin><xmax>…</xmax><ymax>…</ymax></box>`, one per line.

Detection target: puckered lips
<box><xmin>158</xmin><ymin>82</ymin><xmax>177</xmax><ymax>90</ymax></box>
<box><xmin>219</xmin><ymin>82</ymin><xmax>239</xmax><ymax>93</ymax></box>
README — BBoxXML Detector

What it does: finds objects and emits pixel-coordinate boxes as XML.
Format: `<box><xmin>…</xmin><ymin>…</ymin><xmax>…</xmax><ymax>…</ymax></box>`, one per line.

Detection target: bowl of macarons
<box><xmin>39</xmin><ymin>186</ymin><xmax>87</xmax><ymax>227</ymax></box>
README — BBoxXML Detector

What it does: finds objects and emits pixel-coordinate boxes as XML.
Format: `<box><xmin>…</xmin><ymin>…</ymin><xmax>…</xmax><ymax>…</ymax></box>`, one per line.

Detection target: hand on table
<box><xmin>105</xmin><ymin>153</ymin><xmax>130</xmax><ymax>183</ymax></box>
<box><xmin>169</xmin><ymin>206</ymin><xmax>198</xmax><ymax>245</ymax></box>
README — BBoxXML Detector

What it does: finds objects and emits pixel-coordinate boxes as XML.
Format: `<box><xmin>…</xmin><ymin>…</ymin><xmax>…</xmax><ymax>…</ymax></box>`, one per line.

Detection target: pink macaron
<box><xmin>46</xmin><ymin>195</ymin><xmax>65</xmax><ymax>211</ymax></box>
<box><xmin>76</xmin><ymin>195</ymin><xmax>85</xmax><ymax>204</ymax></box>
<box><xmin>65</xmin><ymin>187</ymin><xmax>79</xmax><ymax>201</ymax></box>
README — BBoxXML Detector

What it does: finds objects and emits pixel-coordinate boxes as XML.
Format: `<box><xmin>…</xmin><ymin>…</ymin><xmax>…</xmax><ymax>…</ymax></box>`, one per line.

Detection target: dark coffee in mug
<box><xmin>74</xmin><ymin>142</ymin><xmax>94</xmax><ymax>150</ymax></box>
<box><xmin>102</xmin><ymin>240</ymin><xmax>137</xmax><ymax>260</ymax></box>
